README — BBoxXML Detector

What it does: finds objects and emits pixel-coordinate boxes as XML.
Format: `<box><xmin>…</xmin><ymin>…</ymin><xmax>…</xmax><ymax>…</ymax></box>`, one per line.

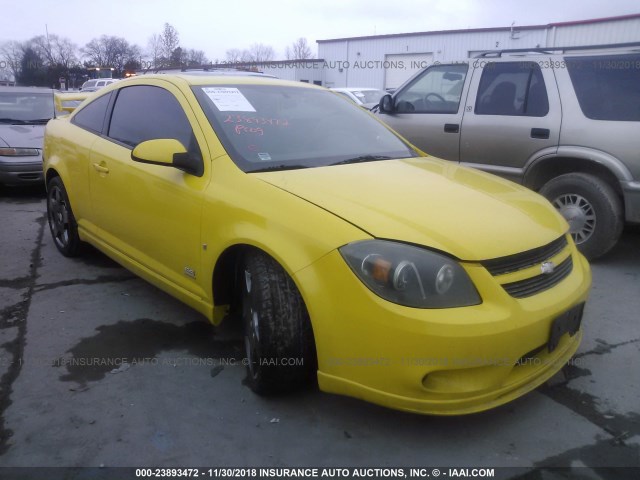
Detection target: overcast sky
<box><xmin>2</xmin><ymin>0</ymin><xmax>639</xmax><ymax>61</ymax></box>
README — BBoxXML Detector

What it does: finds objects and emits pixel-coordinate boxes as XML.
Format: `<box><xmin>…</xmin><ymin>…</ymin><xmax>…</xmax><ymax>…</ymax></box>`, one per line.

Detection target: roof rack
<box><xmin>474</xmin><ymin>41</ymin><xmax>640</xmax><ymax>57</ymax></box>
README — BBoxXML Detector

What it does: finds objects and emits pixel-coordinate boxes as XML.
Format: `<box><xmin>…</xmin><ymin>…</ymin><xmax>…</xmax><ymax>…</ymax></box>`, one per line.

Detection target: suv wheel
<box><xmin>539</xmin><ymin>173</ymin><xmax>623</xmax><ymax>260</ymax></box>
<box><xmin>240</xmin><ymin>250</ymin><xmax>316</xmax><ymax>394</ymax></box>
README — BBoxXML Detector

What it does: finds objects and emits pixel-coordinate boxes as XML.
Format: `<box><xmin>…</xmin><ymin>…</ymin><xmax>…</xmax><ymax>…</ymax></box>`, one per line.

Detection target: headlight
<box><xmin>0</xmin><ymin>148</ymin><xmax>40</xmax><ymax>157</ymax></box>
<box><xmin>340</xmin><ymin>240</ymin><xmax>481</xmax><ymax>308</ymax></box>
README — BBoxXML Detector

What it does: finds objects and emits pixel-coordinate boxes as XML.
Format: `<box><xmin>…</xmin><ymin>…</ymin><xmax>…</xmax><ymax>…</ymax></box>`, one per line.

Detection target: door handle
<box><xmin>531</xmin><ymin>128</ymin><xmax>550</xmax><ymax>139</ymax></box>
<box><xmin>92</xmin><ymin>163</ymin><xmax>109</xmax><ymax>174</ymax></box>
<box><xmin>444</xmin><ymin>123</ymin><xmax>460</xmax><ymax>133</ymax></box>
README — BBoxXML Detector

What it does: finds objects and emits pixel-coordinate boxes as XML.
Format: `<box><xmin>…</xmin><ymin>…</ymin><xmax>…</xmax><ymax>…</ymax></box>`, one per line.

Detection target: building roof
<box><xmin>317</xmin><ymin>13</ymin><xmax>640</xmax><ymax>43</ymax></box>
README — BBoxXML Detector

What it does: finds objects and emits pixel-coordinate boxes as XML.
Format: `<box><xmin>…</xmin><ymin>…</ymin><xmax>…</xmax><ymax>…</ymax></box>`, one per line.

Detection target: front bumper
<box><xmin>295</xmin><ymin>240</ymin><xmax>591</xmax><ymax>415</ymax></box>
<box><xmin>622</xmin><ymin>180</ymin><xmax>640</xmax><ymax>224</ymax></box>
<box><xmin>0</xmin><ymin>158</ymin><xmax>44</xmax><ymax>186</ymax></box>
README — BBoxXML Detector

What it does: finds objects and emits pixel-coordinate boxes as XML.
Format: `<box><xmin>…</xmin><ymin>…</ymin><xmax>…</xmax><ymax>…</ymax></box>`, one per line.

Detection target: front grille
<box><xmin>502</xmin><ymin>256</ymin><xmax>573</xmax><ymax>298</ymax></box>
<box><xmin>481</xmin><ymin>236</ymin><xmax>567</xmax><ymax>276</ymax></box>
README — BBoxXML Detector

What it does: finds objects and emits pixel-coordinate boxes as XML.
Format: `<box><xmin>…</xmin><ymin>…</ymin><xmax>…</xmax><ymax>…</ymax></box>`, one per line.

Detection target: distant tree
<box><xmin>244</xmin><ymin>43</ymin><xmax>275</xmax><ymax>63</ymax></box>
<box><xmin>285</xmin><ymin>38</ymin><xmax>313</xmax><ymax>60</ymax></box>
<box><xmin>160</xmin><ymin>23</ymin><xmax>180</xmax><ymax>63</ymax></box>
<box><xmin>144</xmin><ymin>23</ymin><xmax>183</xmax><ymax>71</ymax></box>
<box><xmin>83</xmin><ymin>35</ymin><xmax>141</xmax><ymax>76</ymax></box>
<box><xmin>146</xmin><ymin>33</ymin><xmax>163</xmax><ymax>70</ymax></box>
<box><xmin>169</xmin><ymin>46</ymin><xmax>187</xmax><ymax>67</ymax></box>
<box><xmin>225</xmin><ymin>48</ymin><xmax>243</xmax><ymax>64</ymax></box>
<box><xmin>0</xmin><ymin>41</ymin><xmax>25</xmax><ymax>81</ymax></box>
<box><xmin>30</xmin><ymin>34</ymin><xmax>80</xmax><ymax>70</ymax></box>
<box><xmin>124</xmin><ymin>58</ymin><xmax>141</xmax><ymax>74</ymax></box>
<box><xmin>186</xmin><ymin>49</ymin><xmax>208</xmax><ymax>67</ymax></box>
<box><xmin>52</xmin><ymin>36</ymin><xmax>80</xmax><ymax>69</ymax></box>
<box><xmin>19</xmin><ymin>47</ymin><xmax>47</xmax><ymax>86</ymax></box>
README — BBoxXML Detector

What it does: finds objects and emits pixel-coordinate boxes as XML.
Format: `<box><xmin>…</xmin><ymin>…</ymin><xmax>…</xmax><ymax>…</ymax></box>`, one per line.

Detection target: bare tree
<box><xmin>52</xmin><ymin>36</ymin><xmax>79</xmax><ymax>69</ymax></box>
<box><xmin>146</xmin><ymin>33</ymin><xmax>163</xmax><ymax>70</ymax></box>
<box><xmin>244</xmin><ymin>43</ymin><xmax>275</xmax><ymax>63</ymax></box>
<box><xmin>285</xmin><ymin>38</ymin><xmax>313</xmax><ymax>60</ymax></box>
<box><xmin>160</xmin><ymin>23</ymin><xmax>180</xmax><ymax>63</ymax></box>
<box><xmin>225</xmin><ymin>48</ymin><xmax>243</xmax><ymax>64</ymax></box>
<box><xmin>24</xmin><ymin>34</ymin><xmax>79</xmax><ymax>69</ymax></box>
<box><xmin>186</xmin><ymin>49</ymin><xmax>208</xmax><ymax>66</ymax></box>
<box><xmin>0</xmin><ymin>41</ymin><xmax>25</xmax><ymax>80</ymax></box>
<box><xmin>83</xmin><ymin>36</ymin><xmax>141</xmax><ymax>74</ymax></box>
<box><xmin>30</xmin><ymin>35</ymin><xmax>56</xmax><ymax>66</ymax></box>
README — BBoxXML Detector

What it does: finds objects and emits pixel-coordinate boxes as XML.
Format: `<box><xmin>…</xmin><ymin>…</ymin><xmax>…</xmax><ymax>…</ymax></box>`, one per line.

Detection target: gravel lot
<box><xmin>0</xmin><ymin>185</ymin><xmax>639</xmax><ymax>478</ymax></box>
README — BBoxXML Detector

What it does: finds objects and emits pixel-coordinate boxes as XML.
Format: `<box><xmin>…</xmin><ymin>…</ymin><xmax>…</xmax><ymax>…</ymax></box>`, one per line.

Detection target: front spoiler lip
<box><xmin>317</xmin><ymin>330</ymin><xmax>582</xmax><ymax>416</ymax></box>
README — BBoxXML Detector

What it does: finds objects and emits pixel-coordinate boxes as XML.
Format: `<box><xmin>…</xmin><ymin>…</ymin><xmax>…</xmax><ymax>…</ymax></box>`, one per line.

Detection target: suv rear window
<box><xmin>566</xmin><ymin>54</ymin><xmax>640</xmax><ymax>121</ymax></box>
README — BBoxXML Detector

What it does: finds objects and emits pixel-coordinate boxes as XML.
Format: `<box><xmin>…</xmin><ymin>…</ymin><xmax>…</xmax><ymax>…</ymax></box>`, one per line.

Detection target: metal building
<box><xmin>316</xmin><ymin>13</ymin><xmax>640</xmax><ymax>90</ymax></box>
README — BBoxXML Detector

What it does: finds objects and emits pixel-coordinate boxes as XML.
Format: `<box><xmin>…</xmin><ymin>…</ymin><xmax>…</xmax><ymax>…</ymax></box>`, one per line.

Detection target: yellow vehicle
<box><xmin>43</xmin><ymin>74</ymin><xmax>591</xmax><ymax>415</ymax></box>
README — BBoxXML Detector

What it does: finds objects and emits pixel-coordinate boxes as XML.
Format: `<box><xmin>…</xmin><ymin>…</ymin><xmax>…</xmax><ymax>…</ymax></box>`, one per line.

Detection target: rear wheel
<box><xmin>241</xmin><ymin>250</ymin><xmax>316</xmax><ymax>394</ymax></box>
<box><xmin>539</xmin><ymin>173</ymin><xmax>623</xmax><ymax>260</ymax></box>
<box><xmin>47</xmin><ymin>176</ymin><xmax>82</xmax><ymax>257</ymax></box>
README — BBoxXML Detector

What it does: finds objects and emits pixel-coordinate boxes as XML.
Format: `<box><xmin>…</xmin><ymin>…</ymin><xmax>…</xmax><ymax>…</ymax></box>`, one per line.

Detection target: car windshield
<box><xmin>193</xmin><ymin>84</ymin><xmax>418</xmax><ymax>172</ymax></box>
<box><xmin>0</xmin><ymin>91</ymin><xmax>54</xmax><ymax>123</ymax></box>
<box><xmin>352</xmin><ymin>89</ymin><xmax>387</xmax><ymax>104</ymax></box>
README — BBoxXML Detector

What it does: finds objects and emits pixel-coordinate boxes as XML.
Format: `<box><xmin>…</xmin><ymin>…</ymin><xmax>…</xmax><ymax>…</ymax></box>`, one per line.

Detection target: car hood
<box><xmin>253</xmin><ymin>158</ymin><xmax>568</xmax><ymax>261</ymax></box>
<box><xmin>0</xmin><ymin>124</ymin><xmax>45</xmax><ymax>148</ymax></box>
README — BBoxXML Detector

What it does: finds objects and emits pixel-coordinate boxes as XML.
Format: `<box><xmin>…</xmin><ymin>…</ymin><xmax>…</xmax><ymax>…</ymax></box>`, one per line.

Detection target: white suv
<box><xmin>80</xmin><ymin>78</ymin><xmax>119</xmax><ymax>92</ymax></box>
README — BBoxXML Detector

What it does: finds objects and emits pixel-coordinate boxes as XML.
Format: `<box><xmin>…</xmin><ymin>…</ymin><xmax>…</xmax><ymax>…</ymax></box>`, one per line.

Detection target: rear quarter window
<box><xmin>71</xmin><ymin>92</ymin><xmax>112</xmax><ymax>133</ymax></box>
<box><xmin>566</xmin><ymin>54</ymin><xmax>640</xmax><ymax>121</ymax></box>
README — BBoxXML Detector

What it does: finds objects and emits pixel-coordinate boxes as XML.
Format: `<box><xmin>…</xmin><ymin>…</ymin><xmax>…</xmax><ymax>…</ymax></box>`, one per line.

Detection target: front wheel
<box><xmin>47</xmin><ymin>176</ymin><xmax>82</xmax><ymax>257</ymax></box>
<box><xmin>241</xmin><ymin>250</ymin><xmax>316</xmax><ymax>394</ymax></box>
<box><xmin>539</xmin><ymin>173</ymin><xmax>623</xmax><ymax>260</ymax></box>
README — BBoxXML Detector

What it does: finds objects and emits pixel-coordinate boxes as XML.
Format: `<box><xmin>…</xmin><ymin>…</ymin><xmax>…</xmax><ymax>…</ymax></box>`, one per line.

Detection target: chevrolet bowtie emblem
<box><xmin>541</xmin><ymin>261</ymin><xmax>556</xmax><ymax>275</ymax></box>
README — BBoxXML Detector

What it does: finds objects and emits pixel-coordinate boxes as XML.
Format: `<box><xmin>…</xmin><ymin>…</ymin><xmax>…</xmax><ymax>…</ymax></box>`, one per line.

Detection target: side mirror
<box><xmin>379</xmin><ymin>94</ymin><xmax>395</xmax><ymax>113</ymax></box>
<box><xmin>131</xmin><ymin>139</ymin><xmax>203</xmax><ymax>177</ymax></box>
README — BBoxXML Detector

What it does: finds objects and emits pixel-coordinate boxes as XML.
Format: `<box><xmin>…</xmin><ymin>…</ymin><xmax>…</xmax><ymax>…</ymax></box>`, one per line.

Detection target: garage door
<box><xmin>384</xmin><ymin>53</ymin><xmax>433</xmax><ymax>89</ymax></box>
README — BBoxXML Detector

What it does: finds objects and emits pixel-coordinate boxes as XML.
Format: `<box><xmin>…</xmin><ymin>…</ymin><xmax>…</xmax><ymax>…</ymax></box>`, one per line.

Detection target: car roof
<box><xmin>0</xmin><ymin>86</ymin><xmax>56</xmax><ymax>94</ymax></box>
<box><xmin>128</xmin><ymin>74</ymin><xmax>317</xmax><ymax>89</ymax></box>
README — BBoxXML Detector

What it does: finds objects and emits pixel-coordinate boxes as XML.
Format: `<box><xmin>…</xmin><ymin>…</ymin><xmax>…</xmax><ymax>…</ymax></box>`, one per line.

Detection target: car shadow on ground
<box><xmin>0</xmin><ymin>184</ymin><xmax>46</xmax><ymax>202</ymax></box>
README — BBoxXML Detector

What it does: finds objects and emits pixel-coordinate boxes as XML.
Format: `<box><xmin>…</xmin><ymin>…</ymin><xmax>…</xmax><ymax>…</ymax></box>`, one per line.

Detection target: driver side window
<box><xmin>395</xmin><ymin>64</ymin><xmax>468</xmax><ymax>114</ymax></box>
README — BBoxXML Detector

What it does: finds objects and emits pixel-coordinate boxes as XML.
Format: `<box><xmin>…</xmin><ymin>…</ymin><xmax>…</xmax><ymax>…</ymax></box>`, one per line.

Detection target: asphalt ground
<box><xmin>0</xmin><ymin>185</ymin><xmax>639</xmax><ymax>479</ymax></box>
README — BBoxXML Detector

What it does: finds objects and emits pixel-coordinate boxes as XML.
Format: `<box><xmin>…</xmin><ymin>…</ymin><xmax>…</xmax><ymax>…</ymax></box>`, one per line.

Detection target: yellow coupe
<box><xmin>43</xmin><ymin>74</ymin><xmax>591</xmax><ymax>414</ymax></box>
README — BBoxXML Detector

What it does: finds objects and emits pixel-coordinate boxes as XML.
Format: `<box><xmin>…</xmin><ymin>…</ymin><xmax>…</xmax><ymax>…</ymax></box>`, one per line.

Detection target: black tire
<box><xmin>539</xmin><ymin>173</ymin><xmax>623</xmax><ymax>260</ymax></box>
<box><xmin>46</xmin><ymin>176</ymin><xmax>82</xmax><ymax>257</ymax></box>
<box><xmin>241</xmin><ymin>250</ymin><xmax>316</xmax><ymax>394</ymax></box>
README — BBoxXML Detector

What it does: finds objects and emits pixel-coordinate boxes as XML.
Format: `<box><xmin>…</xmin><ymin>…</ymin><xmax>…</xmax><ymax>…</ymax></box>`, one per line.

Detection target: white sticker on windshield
<box><xmin>258</xmin><ymin>153</ymin><xmax>272</xmax><ymax>161</ymax></box>
<box><xmin>203</xmin><ymin>87</ymin><xmax>256</xmax><ymax>112</ymax></box>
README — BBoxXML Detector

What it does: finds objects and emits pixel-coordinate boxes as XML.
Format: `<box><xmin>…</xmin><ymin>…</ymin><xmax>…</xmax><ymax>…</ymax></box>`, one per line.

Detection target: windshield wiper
<box><xmin>248</xmin><ymin>164</ymin><xmax>309</xmax><ymax>173</ymax></box>
<box><xmin>0</xmin><ymin>118</ymin><xmax>29</xmax><ymax>124</ymax></box>
<box><xmin>331</xmin><ymin>155</ymin><xmax>392</xmax><ymax>166</ymax></box>
<box><xmin>0</xmin><ymin>118</ymin><xmax>50</xmax><ymax>125</ymax></box>
<box><xmin>24</xmin><ymin>118</ymin><xmax>51</xmax><ymax>125</ymax></box>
